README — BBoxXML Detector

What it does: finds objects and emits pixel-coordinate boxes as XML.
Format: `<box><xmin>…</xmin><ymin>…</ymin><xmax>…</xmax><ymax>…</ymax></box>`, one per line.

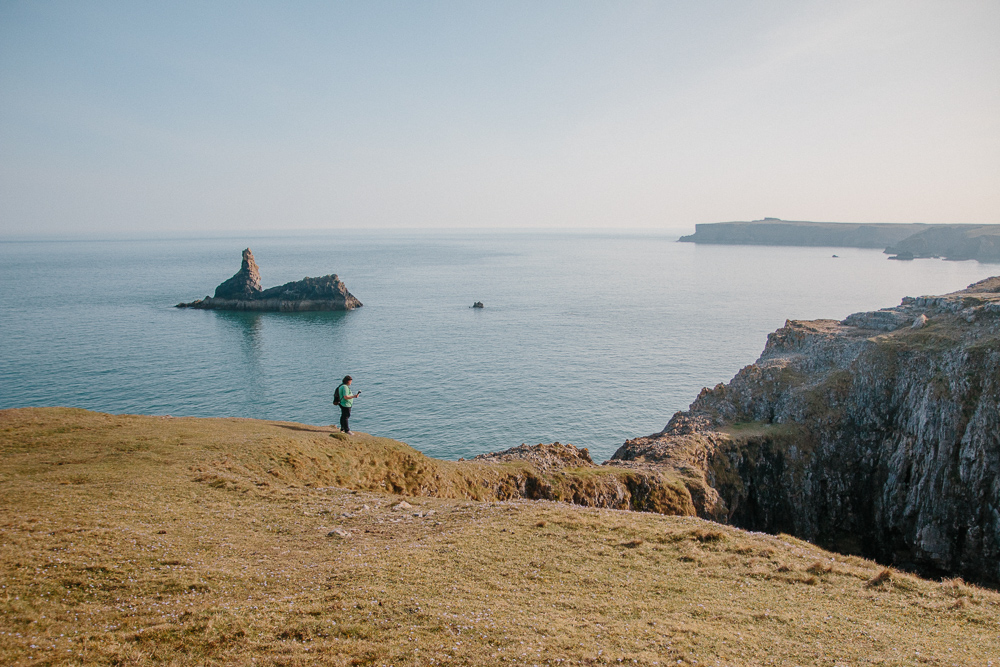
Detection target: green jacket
<box><xmin>334</xmin><ymin>384</ymin><xmax>353</xmax><ymax>408</ymax></box>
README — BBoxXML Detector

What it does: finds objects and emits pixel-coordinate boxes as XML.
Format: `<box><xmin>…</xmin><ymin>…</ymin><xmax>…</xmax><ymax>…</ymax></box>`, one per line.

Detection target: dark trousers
<box><xmin>340</xmin><ymin>405</ymin><xmax>351</xmax><ymax>433</ymax></box>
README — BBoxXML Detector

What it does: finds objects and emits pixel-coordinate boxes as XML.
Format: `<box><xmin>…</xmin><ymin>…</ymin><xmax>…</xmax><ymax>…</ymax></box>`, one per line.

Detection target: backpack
<box><xmin>334</xmin><ymin>384</ymin><xmax>346</xmax><ymax>406</ymax></box>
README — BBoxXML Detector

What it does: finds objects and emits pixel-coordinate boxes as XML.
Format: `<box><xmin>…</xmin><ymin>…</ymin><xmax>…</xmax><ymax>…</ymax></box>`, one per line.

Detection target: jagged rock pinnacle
<box><xmin>213</xmin><ymin>248</ymin><xmax>263</xmax><ymax>299</ymax></box>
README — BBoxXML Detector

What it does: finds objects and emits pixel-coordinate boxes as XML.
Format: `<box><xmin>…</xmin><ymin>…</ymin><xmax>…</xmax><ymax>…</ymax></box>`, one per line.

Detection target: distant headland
<box><xmin>176</xmin><ymin>248</ymin><xmax>362</xmax><ymax>311</ymax></box>
<box><xmin>679</xmin><ymin>219</ymin><xmax>1000</xmax><ymax>263</ymax></box>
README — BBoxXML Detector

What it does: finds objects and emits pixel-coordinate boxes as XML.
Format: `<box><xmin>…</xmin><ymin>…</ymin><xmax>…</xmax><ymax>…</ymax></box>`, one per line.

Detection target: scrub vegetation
<box><xmin>2</xmin><ymin>408</ymin><xmax>999</xmax><ymax>666</ymax></box>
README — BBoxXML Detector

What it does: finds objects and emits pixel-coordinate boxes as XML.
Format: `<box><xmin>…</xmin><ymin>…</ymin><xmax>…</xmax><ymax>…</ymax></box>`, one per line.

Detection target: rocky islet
<box><xmin>177</xmin><ymin>248</ymin><xmax>362</xmax><ymax>312</ymax></box>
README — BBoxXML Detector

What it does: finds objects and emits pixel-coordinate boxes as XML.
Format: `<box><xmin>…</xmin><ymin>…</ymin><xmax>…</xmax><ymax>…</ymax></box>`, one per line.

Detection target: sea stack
<box><xmin>177</xmin><ymin>248</ymin><xmax>362</xmax><ymax>312</ymax></box>
<box><xmin>213</xmin><ymin>248</ymin><xmax>263</xmax><ymax>300</ymax></box>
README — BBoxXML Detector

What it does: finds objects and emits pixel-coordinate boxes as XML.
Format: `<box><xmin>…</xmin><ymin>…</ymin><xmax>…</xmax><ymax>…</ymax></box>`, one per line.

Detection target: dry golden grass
<box><xmin>2</xmin><ymin>408</ymin><xmax>999</xmax><ymax>666</ymax></box>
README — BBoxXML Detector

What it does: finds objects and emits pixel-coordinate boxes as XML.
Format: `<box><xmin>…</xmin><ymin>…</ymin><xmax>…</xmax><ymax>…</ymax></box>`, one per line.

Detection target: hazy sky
<box><xmin>1</xmin><ymin>1</ymin><xmax>997</xmax><ymax>237</ymax></box>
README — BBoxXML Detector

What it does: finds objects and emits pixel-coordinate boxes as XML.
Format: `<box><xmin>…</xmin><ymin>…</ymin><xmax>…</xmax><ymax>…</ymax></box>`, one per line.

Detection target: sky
<box><xmin>0</xmin><ymin>0</ymin><xmax>997</xmax><ymax>237</ymax></box>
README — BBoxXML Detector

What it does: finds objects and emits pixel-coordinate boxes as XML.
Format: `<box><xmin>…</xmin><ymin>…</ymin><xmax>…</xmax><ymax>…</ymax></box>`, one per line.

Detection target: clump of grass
<box><xmin>867</xmin><ymin>568</ymin><xmax>893</xmax><ymax>588</ymax></box>
<box><xmin>807</xmin><ymin>560</ymin><xmax>833</xmax><ymax>575</ymax></box>
<box><xmin>941</xmin><ymin>577</ymin><xmax>977</xmax><ymax>609</ymax></box>
<box><xmin>942</xmin><ymin>577</ymin><xmax>967</xmax><ymax>597</ymax></box>
<box><xmin>693</xmin><ymin>528</ymin><xmax>725</xmax><ymax>543</ymax></box>
<box><xmin>535</xmin><ymin>520</ymin><xmax>547</xmax><ymax>527</ymax></box>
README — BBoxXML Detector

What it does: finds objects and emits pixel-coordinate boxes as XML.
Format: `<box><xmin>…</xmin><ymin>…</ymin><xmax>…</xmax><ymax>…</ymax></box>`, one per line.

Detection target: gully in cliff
<box><xmin>176</xmin><ymin>248</ymin><xmax>362</xmax><ymax>312</ymax></box>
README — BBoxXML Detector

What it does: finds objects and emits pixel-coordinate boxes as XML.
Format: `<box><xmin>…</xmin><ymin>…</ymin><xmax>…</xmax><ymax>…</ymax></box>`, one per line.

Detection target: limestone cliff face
<box><xmin>178</xmin><ymin>248</ymin><xmax>362</xmax><ymax>311</ymax></box>
<box><xmin>612</xmin><ymin>277</ymin><xmax>1000</xmax><ymax>586</ymax></box>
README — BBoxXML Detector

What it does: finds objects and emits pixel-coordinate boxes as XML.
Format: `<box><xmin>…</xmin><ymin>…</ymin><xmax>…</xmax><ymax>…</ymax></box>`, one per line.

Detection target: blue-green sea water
<box><xmin>2</xmin><ymin>231</ymin><xmax>996</xmax><ymax>461</ymax></box>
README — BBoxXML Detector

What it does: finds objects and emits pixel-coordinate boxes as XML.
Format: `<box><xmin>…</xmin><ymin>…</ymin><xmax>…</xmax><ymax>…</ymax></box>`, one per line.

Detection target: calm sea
<box><xmin>2</xmin><ymin>231</ymin><xmax>996</xmax><ymax>461</ymax></box>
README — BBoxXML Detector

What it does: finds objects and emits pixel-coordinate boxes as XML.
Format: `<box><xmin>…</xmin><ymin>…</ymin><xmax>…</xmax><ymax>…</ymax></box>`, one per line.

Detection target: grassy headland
<box><xmin>2</xmin><ymin>408</ymin><xmax>999</xmax><ymax>666</ymax></box>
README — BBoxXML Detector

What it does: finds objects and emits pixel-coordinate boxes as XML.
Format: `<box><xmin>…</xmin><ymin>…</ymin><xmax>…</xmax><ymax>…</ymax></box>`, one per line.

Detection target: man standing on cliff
<box><xmin>334</xmin><ymin>375</ymin><xmax>360</xmax><ymax>435</ymax></box>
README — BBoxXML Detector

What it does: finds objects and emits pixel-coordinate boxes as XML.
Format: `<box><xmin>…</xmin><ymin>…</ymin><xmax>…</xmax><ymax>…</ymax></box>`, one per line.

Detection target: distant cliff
<box><xmin>610</xmin><ymin>276</ymin><xmax>1000</xmax><ymax>586</ymax></box>
<box><xmin>177</xmin><ymin>248</ymin><xmax>362</xmax><ymax>312</ymax></box>
<box><xmin>885</xmin><ymin>225</ymin><xmax>1000</xmax><ymax>263</ymax></box>
<box><xmin>679</xmin><ymin>219</ymin><xmax>1000</xmax><ymax>263</ymax></box>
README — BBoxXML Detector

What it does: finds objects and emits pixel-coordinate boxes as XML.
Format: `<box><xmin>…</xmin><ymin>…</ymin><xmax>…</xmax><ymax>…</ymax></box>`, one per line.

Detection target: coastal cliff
<box><xmin>885</xmin><ymin>224</ymin><xmax>1000</xmax><ymax>263</ymax></box>
<box><xmin>678</xmin><ymin>219</ymin><xmax>925</xmax><ymax>248</ymax></box>
<box><xmin>679</xmin><ymin>219</ymin><xmax>1000</xmax><ymax>263</ymax></box>
<box><xmin>177</xmin><ymin>248</ymin><xmax>362</xmax><ymax>311</ymax></box>
<box><xmin>611</xmin><ymin>276</ymin><xmax>1000</xmax><ymax>586</ymax></box>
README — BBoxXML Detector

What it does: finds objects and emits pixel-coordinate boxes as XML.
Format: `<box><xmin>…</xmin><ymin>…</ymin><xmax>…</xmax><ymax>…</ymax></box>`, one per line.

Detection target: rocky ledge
<box><xmin>466</xmin><ymin>442</ymin><xmax>696</xmax><ymax>515</ymax></box>
<box><xmin>610</xmin><ymin>276</ymin><xmax>1000</xmax><ymax>586</ymax></box>
<box><xmin>472</xmin><ymin>442</ymin><xmax>595</xmax><ymax>470</ymax></box>
<box><xmin>177</xmin><ymin>248</ymin><xmax>362</xmax><ymax>312</ymax></box>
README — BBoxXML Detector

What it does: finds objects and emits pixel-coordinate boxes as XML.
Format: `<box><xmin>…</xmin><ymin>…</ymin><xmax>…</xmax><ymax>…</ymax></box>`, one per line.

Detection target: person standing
<box><xmin>334</xmin><ymin>375</ymin><xmax>360</xmax><ymax>435</ymax></box>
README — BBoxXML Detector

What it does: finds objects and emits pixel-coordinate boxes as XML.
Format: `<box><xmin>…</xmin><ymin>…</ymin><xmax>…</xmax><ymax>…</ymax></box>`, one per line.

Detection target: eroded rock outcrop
<box><xmin>177</xmin><ymin>248</ymin><xmax>362</xmax><ymax>312</ymax></box>
<box><xmin>611</xmin><ymin>276</ymin><xmax>1000</xmax><ymax>586</ymax></box>
<box><xmin>473</xmin><ymin>442</ymin><xmax>595</xmax><ymax>470</ymax></box>
<box><xmin>469</xmin><ymin>442</ymin><xmax>697</xmax><ymax>515</ymax></box>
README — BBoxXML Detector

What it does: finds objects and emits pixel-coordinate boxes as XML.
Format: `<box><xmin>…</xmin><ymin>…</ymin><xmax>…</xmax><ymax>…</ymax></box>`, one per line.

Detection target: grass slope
<box><xmin>2</xmin><ymin>408</ymin><xmax>998</xmax><ymax>666</ymax></box>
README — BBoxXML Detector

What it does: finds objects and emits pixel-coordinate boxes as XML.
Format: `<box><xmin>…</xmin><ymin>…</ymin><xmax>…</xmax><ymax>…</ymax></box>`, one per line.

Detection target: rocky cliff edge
<box><xmin>610</xmin><ymin>276</ymin><xmax>1000</xmax><ymax>586</ymax></box>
